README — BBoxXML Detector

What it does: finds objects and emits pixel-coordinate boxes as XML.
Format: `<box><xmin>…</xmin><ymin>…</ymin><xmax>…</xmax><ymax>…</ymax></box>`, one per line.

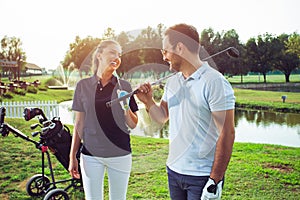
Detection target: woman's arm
<box><xmin>68</xmin><ymin>111</ymin><xmax>84</xmax><ymax>179</ymax></box>
<box><xmin>124</xmin><ymin>109</ymin><xmax>138</xmax><ymax>129</ymax></box>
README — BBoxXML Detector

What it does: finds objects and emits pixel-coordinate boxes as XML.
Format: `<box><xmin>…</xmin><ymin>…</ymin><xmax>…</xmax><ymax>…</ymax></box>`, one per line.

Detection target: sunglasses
<box><xmin>161</xmin><ymin>44</ymin><xmax>177</xmax><ymax>56</ymax></box>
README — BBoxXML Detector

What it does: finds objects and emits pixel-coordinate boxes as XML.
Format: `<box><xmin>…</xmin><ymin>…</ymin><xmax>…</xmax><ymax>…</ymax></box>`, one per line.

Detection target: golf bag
<box><xmin>41</xmin><ymin>117</ymin><xmax>72</xmax><ymax>170</ymax></box>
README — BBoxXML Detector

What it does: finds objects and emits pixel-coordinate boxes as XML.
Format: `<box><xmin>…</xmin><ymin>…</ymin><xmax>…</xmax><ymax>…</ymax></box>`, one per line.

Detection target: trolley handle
<box><xmin>0</xmin><ymin>107</ymin><xmax>9</xmax><ymax>137</ymax></box>
<box><xmin>0</xmin><ymin>107</ymin><xmax>6</xmax><ymax>126</ymax></box>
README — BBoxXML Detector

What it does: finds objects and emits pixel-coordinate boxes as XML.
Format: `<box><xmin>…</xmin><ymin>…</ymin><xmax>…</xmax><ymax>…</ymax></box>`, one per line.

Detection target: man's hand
<box><xmin>201</xmin><ymin>178</ymin><xmax>223</xmax><ymax>200</ymax></box>
<box><xmin>135</xmin><ymin>83</ymin><xmax>153</xmax><ymax>105</ymax></box>
<box><xmin>117</xmin><ymin>90</ymin><xmax>130</xmax><ymax>110</ymax></box>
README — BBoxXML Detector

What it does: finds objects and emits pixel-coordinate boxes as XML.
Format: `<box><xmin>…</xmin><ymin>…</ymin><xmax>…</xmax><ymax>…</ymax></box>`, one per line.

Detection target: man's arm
<box><xmin>148</xmin><ymin>100</ymin><xmax>168</xmax><ymax>124</ymax></box>
<box><xmin>135</xmin><ymin>83</ymin><xmax>169</xmax><ymax>124</ymax></box>
<box><xmin>210</xmin><ymin>109</ymin><xmax>235</xmax><ymax>183</ymax></box>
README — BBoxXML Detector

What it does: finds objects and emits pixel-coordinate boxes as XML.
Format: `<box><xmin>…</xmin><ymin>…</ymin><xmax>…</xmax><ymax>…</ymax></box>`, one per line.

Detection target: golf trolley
<box><xmin>0</xmin><ymin>107</ymin><xmax>82</xmax><ymax>200</ymax></box>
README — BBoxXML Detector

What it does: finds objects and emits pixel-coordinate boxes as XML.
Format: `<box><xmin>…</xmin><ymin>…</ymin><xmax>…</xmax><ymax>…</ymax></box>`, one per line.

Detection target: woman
<box><xmin>68</xmin><ymin>40</ymin><xmax>138</xmax><ymax>200</ymax></box>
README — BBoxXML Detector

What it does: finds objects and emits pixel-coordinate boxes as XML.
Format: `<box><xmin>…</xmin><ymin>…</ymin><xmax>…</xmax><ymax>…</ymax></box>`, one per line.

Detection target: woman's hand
<box><xmin>68</xmin><ymin>158</ymin><xmax>80</xmax><ymax>179</ymax></box>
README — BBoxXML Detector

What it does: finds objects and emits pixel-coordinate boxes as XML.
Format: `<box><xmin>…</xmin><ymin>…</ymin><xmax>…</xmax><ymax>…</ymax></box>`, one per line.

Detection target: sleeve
<box><xmin>72</xmin><ymin>81</ymin><xmax>84</xmax><ymax>112</ymax></box>
<box><xmin>207</xmin><ymin>76</ymin><xmax>235</xmax><ymax>112</ymax></box>
<box><xmin>129</xmin><ymin>95</ymin><xmax>139</xmax><ymax>112</ymax></box>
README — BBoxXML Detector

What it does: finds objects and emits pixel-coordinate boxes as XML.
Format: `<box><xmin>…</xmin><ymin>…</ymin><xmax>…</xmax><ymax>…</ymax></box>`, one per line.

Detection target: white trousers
<box><xmin>80</xmin><ymin>153</ymin><xmax>132</xmax><ymax>200</ymax></box>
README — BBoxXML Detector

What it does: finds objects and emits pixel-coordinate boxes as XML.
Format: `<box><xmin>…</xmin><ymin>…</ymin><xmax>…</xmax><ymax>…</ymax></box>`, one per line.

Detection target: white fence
<box><xmin>0</xmin><ymin>101</ymin><xmax>59</xmax><ymax>119</ymax></box>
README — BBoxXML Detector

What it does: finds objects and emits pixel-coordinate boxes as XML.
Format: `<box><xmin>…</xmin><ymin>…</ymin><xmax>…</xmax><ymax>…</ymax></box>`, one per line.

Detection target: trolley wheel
<box><xmin>26</xmin><ymin>174</ymin><xmax>51</xmax><ymax>197</ymax></box>
<box><xmin>43</xmin><ymin>188</ymin><xmax>69</xmax><ymax>200</ymax></box>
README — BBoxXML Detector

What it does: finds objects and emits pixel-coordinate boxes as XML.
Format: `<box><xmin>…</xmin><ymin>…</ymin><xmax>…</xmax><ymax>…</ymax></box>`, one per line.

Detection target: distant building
<box><xmin>25</xmin><ymin>63</ymin><xmax>42</xmax><ymax>75</ymax></box>
<box><xmin>0</xmin><ymin>60</ymin><xmax>43</xmax><ymax>79</ymax></box>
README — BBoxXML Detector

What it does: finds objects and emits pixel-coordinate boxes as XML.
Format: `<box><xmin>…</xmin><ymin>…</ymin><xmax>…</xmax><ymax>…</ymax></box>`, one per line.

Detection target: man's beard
<box><xmin>169</xmin><ymin>55</ymin><xmax>182</xmax><ymax>72</ymax></box>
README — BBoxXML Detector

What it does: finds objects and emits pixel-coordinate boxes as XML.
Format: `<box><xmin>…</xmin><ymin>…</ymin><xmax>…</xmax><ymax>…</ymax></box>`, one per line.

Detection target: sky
<box><xmin>0</xmin><ymin>0</ymin><xmax>299</xmax><ymax>70</ymax></box>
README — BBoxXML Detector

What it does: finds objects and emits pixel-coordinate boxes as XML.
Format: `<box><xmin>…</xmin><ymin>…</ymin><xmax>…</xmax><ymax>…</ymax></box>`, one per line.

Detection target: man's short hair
<box><xmin>164</xmin><ymin>23</ymin><xmax>200</xmax><ymax>54</ymax></box>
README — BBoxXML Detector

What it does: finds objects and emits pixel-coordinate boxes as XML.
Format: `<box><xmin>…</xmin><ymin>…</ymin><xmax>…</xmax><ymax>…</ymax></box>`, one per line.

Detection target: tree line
<box><xmin>1</xmin><ymin>23</ymin><xmax>299</xmax><ymax>83</ymax></box>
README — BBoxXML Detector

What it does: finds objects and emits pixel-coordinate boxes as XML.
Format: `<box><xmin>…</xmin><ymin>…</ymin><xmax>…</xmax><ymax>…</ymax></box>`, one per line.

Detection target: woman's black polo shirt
<box><xmin>72</xmin><ymin>74</ymin><xmax>138</xmax><ymax>157</ymax></box>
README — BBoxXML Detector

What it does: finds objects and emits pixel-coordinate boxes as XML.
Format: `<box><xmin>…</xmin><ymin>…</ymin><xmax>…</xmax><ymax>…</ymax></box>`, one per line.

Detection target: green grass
<box><xmin>234</xmin><ymin>88</ymin><xmax>300</xmax><ymax>113</ymax></box>
<box><xmin>4</xmin><ymin>89</ymin><xmax>73</xmax><ymax>103</ymax></box>
<box><xmin>1</xmin><ymin>88</ymin><xmax>74</xmax><ymax>103</ymax></box>
<box><xmin>0</xmin><ymin>75</ymin><xmax>52</xmax><ymax>83</ymax></box>
<box><xmin>0</xmin><ymin>75</ymin><xmax>74</xmax><ymax>103</ymax></box>
<box><xmin>228</xmin><ymin>74</ymin><xmax>300</xmax><ymax>84</ymax></box>
<box><xmin>0</xmin><ymin>119</ymin><xmax>299</xmax><ymax>199</ymax></box>
<box><xmin>0</xmin><ymin>74</ymin><xmax>299</xmax><ymax>199</ymax></box>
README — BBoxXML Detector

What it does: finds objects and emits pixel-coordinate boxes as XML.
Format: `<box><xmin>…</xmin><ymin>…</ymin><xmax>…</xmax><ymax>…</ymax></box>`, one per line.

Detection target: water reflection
<box><xmin>59</xmin><ymin>101</ymin><xmax>300</xmax><ymax>147</ymax></box>
<box><xmin>235</xmin><ymin>109</ymin><xmax>300</xmax><ymax>128</ymax></box>
<box><xmin>248</xmin><ymin>86</ymin><xmax>300</xmax><ymax>93</ymax></box>
<box><xmin>133</xmin><ymin>108</ymin><xmax>300</xmax><ymax>147</ymax></box>
<box><xmin>234</xmin><ymin>109</ymin><xmax>300</xmax><ymax>147</ymax></box>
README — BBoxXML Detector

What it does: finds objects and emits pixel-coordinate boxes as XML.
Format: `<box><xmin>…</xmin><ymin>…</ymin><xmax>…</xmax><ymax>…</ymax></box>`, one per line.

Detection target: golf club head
<box><xmin>227</xmin><ymin>47</ymin><xmax>239</xmax><ymax>58</ymax></box>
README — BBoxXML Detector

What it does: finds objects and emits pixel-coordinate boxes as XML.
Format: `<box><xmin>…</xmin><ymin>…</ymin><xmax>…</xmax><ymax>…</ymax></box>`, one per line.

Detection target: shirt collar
<box><xmin>179</xmin><ymin>62</ymin><xmax>209</xmax><ymax>82</ymax></box>
<box><xmin>193</xmin><ymin>61</ymin><xmax>209</xmax><ymax>80</ymax></box>
<box><xmin>91</xmin><ymin>74</ymin><xmax>118</xmax><ymax>86</ymax></box>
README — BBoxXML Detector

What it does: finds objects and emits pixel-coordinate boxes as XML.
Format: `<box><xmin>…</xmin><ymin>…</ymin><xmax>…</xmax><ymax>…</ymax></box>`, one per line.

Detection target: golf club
<box><xmin>106</xmin><ymin>46</ymin><xmax>239</xmax><ymax>107</ymax></box>
<box><xmin>203</xmin><ymin>46</ymin><xmax>239</xmax><ymax>60</ymax></box>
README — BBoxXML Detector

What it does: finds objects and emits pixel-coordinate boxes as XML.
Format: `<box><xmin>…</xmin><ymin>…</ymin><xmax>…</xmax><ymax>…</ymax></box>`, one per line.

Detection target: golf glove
<box><xmin>201</xmin><ymin>178</ymin><xmax>223</xmax><ymax>200</ymax></box>
<box><xmin>117</xmin><ymin>90</ymin><xmax>130</xmax><ymax>111</ymax></box>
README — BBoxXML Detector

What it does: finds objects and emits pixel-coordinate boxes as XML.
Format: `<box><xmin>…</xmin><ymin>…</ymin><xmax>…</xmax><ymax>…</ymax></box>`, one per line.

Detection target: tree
<box><xmin>285</xmin><ymin>32</ymin><xmax>300</xmax><ymax>58</ymax></box>
<box><xmin>139</xmin><ymin>25</ymin><xmax>168</xmax><ymax>78</ymax></box>
<box><xmin>0</xmin><ymin>36</ymin><xmax>26</xmax><ymax>80</ymax></box>
<box><xmin>118</xmin><ymin>49</ymin><xmax>141</xmax><ymax>78</ymax></box>
<box><xmin>119</xmin><ymin>25</ymin><xmax>167</xmax><ymax>79</ymax></box>
<box><xmin>200</xmin><ymin>28</ymin><xmax>244</xmax><ymax>77</ymax></box>
<box><xmin>200</xmin><ymin>27</ymin><xmax>216</xmax><ymax>56</ymax></box>
<box><xmin>230</xmin><ymin>45</ymin><xmax>249</xmax><ymax>83</ymax></box>
<box><xmin>62</xmin><ymin>36</ymin><xmax>101</xmax><ymax>76</ymax></box>
<box><xmin>102</xmin><ymin>27</ymin><xmax>116</xmax><ymax>40</ymax></box>
<box><xmin>214</xmin><ymin>29</ymin><xmax>241</xmax><ymax>75</ymax></box>
<box><xmin>274</xmin><ymin>34</ymin><xmax>299</xmax><ymax>82</ymax></box>
<box><xmin>200</xmin><ymin>28</ymin><xmax>223</xmax><ymax>70</ymax></box>
<box><xmin>276</xmin><ymin>52</ymin><xmax>299</xmax><ymax>82</ymax></box>
<box><xmin>245</xmin><ymin>33</ymin><xmax>276</xmax><ymax>83</ymax></box>
<box><xmin>61</xmin><ymin>27</ymin><xmax>119</xmax><ymax>76</ymax></box>
<box><xmin>116</xmin><ymin>31</ymin><xmax>130</xmax><ymax>47</ymax></box>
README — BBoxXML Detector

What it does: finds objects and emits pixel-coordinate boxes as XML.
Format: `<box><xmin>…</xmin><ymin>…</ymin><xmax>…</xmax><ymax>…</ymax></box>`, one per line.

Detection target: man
<box><xmin>136</xmin><ymin>23</ymin><xmax>235</xmax><ymax>200</ymax></box>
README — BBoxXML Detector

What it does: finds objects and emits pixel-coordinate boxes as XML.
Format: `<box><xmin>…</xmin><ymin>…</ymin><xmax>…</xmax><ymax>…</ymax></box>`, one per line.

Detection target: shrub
<box><xmin>3</xmin><ymin>92</ymin><xmax>14</xmax><ymax>99</ymax></box>
<box><xmin>13</xmin><ymin>88</ymin><xmax>26</xmax><ymax>96</ymax></box>
<box><xmin>38</xmin><ymin>85</ymin><xmax>48</xmax><ymax>91</ymax></box>
<box><xmin>44</xmin><ymin>77</ymin><xmax>62</xmax><ymax>86</ymax></box>
<box><xmin>27</xmin><ymin>86</ymin><xmax>38</xmax><ymax>94</ymax></box>
<box><xmin>153</xmin><ymin>85</ymin><xmax>164</xmax><ymax>102</ymax></box>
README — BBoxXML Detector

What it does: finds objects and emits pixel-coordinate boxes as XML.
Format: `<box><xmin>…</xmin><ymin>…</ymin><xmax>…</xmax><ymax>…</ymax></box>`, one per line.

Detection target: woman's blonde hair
<box><xmin>91</xmin><ymin>40</ymin><xmax>121</xmax><ymax>74</ymax></box>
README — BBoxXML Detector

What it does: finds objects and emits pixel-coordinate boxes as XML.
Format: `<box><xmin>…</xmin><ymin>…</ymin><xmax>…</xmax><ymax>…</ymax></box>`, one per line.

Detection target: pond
<box><xmin>59</xmin><ymin>101</ymin><xmax>300</xmax><ymax>148</ymax></box>
<box><xmin>234</xmin><ymin>109</ymin><xmax>300</xmax><ymax>147</ymax></box>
